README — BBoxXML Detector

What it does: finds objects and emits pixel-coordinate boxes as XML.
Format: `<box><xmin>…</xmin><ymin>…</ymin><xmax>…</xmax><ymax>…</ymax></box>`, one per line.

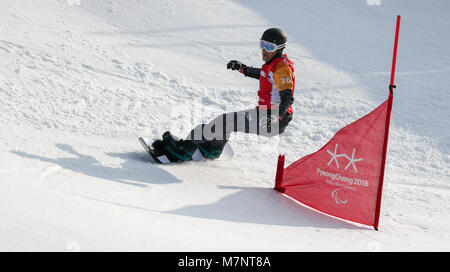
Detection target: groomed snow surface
<box><xmin>1</xmin><ymin>0</ymin><xmax>449</xmax><ymax>251</ymax></box>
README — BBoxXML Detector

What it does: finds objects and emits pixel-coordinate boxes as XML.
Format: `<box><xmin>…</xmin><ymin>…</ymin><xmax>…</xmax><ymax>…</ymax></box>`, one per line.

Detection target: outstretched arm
<box><xmin>242</xmin><ymin>66</ymin><xmax>261</xmax><ymax>79</ymax></box>
<box><xmin>227</xmin><ymin>60</ymin><xmax>260</xmax><ymax>80</ymax></box>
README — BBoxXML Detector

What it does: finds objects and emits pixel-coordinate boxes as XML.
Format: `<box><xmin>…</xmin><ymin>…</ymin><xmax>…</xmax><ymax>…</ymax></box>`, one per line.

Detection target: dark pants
<box><xmin>186</xmin><ymin>107</ymin><xmax>292</xmax><ymax>152</ymax></box>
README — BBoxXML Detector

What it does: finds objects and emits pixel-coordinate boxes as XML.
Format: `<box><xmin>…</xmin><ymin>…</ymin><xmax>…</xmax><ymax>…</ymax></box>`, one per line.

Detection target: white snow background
<box><xmin>0</xmin><ymin>0</ymin><xmax>449</xmax><ymax>251</ymax></box>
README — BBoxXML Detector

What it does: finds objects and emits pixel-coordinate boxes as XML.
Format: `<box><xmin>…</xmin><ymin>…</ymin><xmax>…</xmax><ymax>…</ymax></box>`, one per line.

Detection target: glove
<box><xmin>227</xmin><ymin>60</ymin><xmax>246</xmax><ymax>73</ymax></box>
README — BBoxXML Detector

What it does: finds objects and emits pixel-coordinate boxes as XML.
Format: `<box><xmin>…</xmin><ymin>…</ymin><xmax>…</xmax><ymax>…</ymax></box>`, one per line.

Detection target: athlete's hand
<box><xmin>227</xmin><ymin>60</ymin><xmax>246</xmax><ymax>73</ymax></box>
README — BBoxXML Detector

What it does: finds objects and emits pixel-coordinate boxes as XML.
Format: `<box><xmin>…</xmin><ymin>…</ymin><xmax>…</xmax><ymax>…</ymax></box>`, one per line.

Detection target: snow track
<box><xmin>0</xmin><ymin>0</ymin><xmax>449</xmax><ymax>251</ymax></box>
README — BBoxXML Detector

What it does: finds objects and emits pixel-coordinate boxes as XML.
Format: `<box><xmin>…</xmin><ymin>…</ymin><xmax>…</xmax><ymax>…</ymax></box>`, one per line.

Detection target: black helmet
<box><xmin>261</xmin><ymin>28</ymin><xmax>287</xmax><ymax>47</ymax></box>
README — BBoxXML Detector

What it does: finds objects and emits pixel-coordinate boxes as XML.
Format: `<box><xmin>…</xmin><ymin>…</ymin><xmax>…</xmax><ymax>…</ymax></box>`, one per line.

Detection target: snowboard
<box><xmin>138</xmin><ymin>137</ymin><xmax>234</xmax><ymax>164</ymax></box>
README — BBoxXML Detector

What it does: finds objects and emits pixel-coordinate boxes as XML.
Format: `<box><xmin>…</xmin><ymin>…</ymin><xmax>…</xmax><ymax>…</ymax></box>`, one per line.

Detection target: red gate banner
<box><xmin>274</xmin><ymin>16</ymin><xmax>401</xmax><ymax>230</ymax></box>
<box><xmin>274</xmin><ymin>95</ymin><xmax>392</xmax><ymax>228</ymax></box>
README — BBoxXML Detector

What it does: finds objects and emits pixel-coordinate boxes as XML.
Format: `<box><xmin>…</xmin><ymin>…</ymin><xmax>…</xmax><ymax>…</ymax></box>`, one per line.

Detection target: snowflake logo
<box><xmin>327</xmin><ymin>144</ymin><xmax>363</xmax><ymax>173</ymax></box>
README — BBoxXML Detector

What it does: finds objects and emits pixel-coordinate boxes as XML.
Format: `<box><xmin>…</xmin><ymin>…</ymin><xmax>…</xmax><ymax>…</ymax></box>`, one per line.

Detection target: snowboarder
<box><xmin>145</xmin><ymin>28</ymin><xmax>295</xmax><ymax>163</ymax></box>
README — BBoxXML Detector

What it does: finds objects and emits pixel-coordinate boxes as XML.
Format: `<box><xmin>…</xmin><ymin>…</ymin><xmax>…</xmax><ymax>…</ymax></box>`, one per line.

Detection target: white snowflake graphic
<box><xmin>327</xmin><ymin>144</ymin><xmax>363</xmax><ymax>173</ymax></box>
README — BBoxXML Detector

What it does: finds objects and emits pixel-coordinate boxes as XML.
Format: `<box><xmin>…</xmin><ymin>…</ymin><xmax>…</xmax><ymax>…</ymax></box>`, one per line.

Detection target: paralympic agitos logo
<box><xmin>325</xmin><ymin>144</ymin><xmax>364</xmax><ymax>205</ymax></box>
<box><xmin>331</xmin><ymin>189</ymin><xmax>348</xmax><ymax>205</ymax></box>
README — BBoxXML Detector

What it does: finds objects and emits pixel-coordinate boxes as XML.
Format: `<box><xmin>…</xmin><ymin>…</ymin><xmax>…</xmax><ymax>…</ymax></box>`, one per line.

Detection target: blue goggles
<box><xmin>259</xmin><ymin>39</ymin><xmax>286</xmax><ymax>52</ymax></box>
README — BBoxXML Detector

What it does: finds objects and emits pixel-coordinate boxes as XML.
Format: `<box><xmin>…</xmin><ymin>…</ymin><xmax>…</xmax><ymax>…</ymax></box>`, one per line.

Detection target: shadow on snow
<box><xmin>165</xmin><ymin>185</ymin><xmax>362</xmax><ymax>229</ymax></box>
<box><xmin>11</xmin><ymin>143</ymin><xmax>181</xmax><ymax>187</ymax></box>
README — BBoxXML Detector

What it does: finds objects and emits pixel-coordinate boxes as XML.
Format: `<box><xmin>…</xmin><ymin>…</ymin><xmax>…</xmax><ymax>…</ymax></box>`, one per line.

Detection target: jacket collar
<box><xmin>265</xmin><ymin>51</ymin><xmax>283</xmax><ymax>65</ymax></box>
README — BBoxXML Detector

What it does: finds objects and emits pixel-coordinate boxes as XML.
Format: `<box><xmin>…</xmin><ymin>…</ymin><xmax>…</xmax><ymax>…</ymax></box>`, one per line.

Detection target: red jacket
<box><xmin>258</xmin><ymin>54</ymin><xmax>295</xmax><ymax>115</ymax></box>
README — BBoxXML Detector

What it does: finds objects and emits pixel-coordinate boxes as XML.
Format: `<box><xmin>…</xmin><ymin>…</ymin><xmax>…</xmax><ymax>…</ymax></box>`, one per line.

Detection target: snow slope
<box><xmin>0</xmin><ymin>0</ymin><xmax>449</xmax><ymax>251</ymax></box>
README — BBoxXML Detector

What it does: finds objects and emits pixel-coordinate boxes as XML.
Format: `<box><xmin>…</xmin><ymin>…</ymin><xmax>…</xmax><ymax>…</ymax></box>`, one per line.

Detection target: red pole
<box><xmin>389</xmin><ymin>15</ymin><xmax>401</xmax><ymax>87</ymax></box>
<box><xmin>374</xmin><ymin>15</ymin><xmax>401</xmax><ymax>231</ymax></box>
<box><xmin>274</xmin><ymin>154</ymin><xmax>285</xmax><ymax>192</ymax></box>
